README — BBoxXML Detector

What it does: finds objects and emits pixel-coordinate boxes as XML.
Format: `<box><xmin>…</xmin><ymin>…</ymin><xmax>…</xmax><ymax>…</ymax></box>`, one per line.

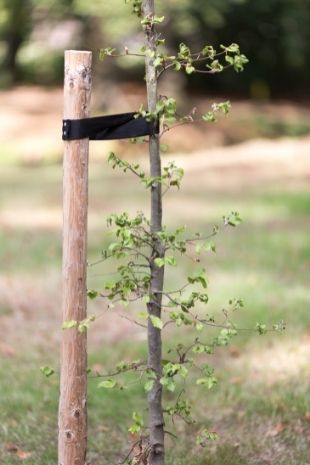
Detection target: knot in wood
<box><xmin>65</xmin><ymin>430</ymin><xmax>74</xmax><ymax>440</ymax></box>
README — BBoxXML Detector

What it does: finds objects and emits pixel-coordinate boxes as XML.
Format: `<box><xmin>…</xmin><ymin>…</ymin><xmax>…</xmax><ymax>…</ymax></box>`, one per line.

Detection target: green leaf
<box><xmin>125</xmin><ymin>0</ymin><xmax>143</xmax><ymax>17</ymax></box>
<box><xmin>202</xmin><ymin>112</ymin><xmax>216</xmax><ymax>123</ymax></box>
<box><xmin>150</xmin><ymin>315</ymin><xmax>163</xmax><ymax>330</ymax></box>
<box><xmin>223</xmin><ymin>211</ymin><xmax>242</xmax><ymax>227</ymax></box>
<box><xmin>185</xmin><ymin>64</ymin><xmax>195</xmax><ymax>74</ymax></box>
<box><xmin>144</xmin><ymin>379</ymin><xmax>155</xmax><ymax>392</ymax></box>
<box><xmin>196</xmin><ymin>428</ymin><xmax>218</xmax><ymax>446</ymax></box>
<box><xmin>160</xmin><ymin>143</ymin><xmax>169</xmax><ymax>152</ymax></box>
<box><xmin>196</xmin><ymin>376</ymin><xmax>217</xmax><ymax>389</ymax></box>
<box><xmin>212</xmin><ymin>101</ymin><xmax>231</xmax><ymax>115</ymax></box>
<box><xmin>98</xmin><ymin>379</ymin><xmax>116</xmax><ymax>389</ymax></box>
<box><xmin>62</xmin><ymin>320</ymin><xmax>78</xmax><ymax>330</ymax></box>
<box><xmin>154</xmin><ymin>55</ymin><xmax>163</xmax><ymax>68</ymax></box>
<box><xmin>87</xmin><ymin>289</ymin><xmax>98</xmax><ymax>300</ymax></box>
<box><xmin>153</xmin><ymin>15</ymin><xmax>165</xmax><ymax>23</ymax></box>
<box><xmin>154</xmin><ymin>256</ymin><xmax>176</xmax><ymax>268</ymax></box>
<box><xmin>187</xmin><ymin>269</ymin><xmax>208</xmax><ymax>288</ymax></box>
<box><xmin>178</xmin><ymin>43</ymin><xmax>191</xmax><ymax>59</ymax></box>
<box><xmin>202</xmin><ymin>45</ymin><xmax>216</xmax><ymax>58</ymax></box>
<box><xmin>195</xmin><ymin>346</ymin><xmax>212</xmax><ymax>359</ymax></box>
<box><xmin>196</xmin><ymin>241</ymin><xmax>216</xmax><ymax>254</ymax></box>
<box><xmin>160</xmin><ymin>377</ymin><xmax>176</xmax><ymax>392</ymax></box>
<box><xmin>196</xmin><ymin>322</ymin><xmax>204</xmax><ymax>332</ymax></box>
<box><xmin>166</xmin><ymin>256</ymin><xmax>177</xmax><ymax>266</ymax></box>
<box><xmin>192</xmin><ymin>343</ymin><xmax>205</xmax><ymax>354</ymax></box>
<box><xmin>225</xmin><ymin>55</ymin><xmax>234</xmax><ymax>65</ymax></box>
<box><xmin>156</xmin><ymin>38</ymin><xmax>166</xmax><ymax>46</ymax></box>
<box><xmin>209</xmin><ymin>60</ymin><xmax>224</xmax><ymax>72</ymax></box>
<box><xmin>133</xmin><ymin>411</ymin><xmax>143</xmax><ymax>424</ymax></box>
<box><xmin>128</xmin><ymin>411</ymin><xmax>144</xmax><ymax>433</ymax></box>
<box><xmin>173</xmin><ymin>61</ymin><xmax>182</xmax><ymax>71</ymax></box>
<box><xmin>78</xmin><ymin>323</ymin><xmax>89</xmax><ymax>333</ymax></box>
<box><xmin>99</xmin><ymin>47</ymin><xmax>116</xmax><ymax>60</ymax></box>
<box><xmin>221</xmin><ymin>43</ymin><xmax>240</xmax><ymax>53</ymax></box>
<box><xmin>40</xmin><ymin>366</ymin><xmax>55</xmax><ymax>377</ymax></box>
<box><xmin>138</xmin><ymin>311</ymin><xmax>148</xmax><ymax>320</ymax></box>
<box><xmin>256</xmin><ymin>323</ymin><xmax>267</xmax><ymax>335</ymax></box>
<box><xmin>233</xmin><ymin>54</ymin><xmax>249</xmax><ymax>72</ymax></box>
<box><xmin>273</xmin><ymin>320</ymin><xmax>286</xmax><ymax>332</ymax></box>
<box><xmin>179</xmin><ymin>366</ymin><xmax>189</xmax><ymax>378</ymax></box>
<box><xmin>154</xmin><ymin>257</ymin><xmax>165</xmax><ymax>268</ymax></box>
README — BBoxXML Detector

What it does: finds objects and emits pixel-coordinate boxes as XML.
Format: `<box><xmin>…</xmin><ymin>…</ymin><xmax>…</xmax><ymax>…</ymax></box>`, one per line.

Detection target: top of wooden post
<box><xmin>64</xmin><ymin>50</ymin><xmax>92</xmax><ymax>120</ymax></box>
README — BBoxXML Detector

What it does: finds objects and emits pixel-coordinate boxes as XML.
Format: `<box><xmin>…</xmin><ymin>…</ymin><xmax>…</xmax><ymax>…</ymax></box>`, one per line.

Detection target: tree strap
<box><xmin>62</xmin><ymin>112</ymin><xmax>159</xmax><ymax>141</ymax></box>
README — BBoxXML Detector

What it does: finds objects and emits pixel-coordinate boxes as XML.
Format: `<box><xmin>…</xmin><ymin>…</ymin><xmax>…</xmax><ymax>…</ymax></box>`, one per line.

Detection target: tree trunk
<box><xmin>143</xmin><ymin>1</ymin><xmax>165</xmax><ymax>465</ymax></box>
<box><xmin>58</xmin><ymin>50</ymin><xmax>92</xmax><ymax>465</ymax></box>
<box><xmin>3</xmin><ymin>0</ymin><xmax>31</xmax><ymax>82</ymax></box>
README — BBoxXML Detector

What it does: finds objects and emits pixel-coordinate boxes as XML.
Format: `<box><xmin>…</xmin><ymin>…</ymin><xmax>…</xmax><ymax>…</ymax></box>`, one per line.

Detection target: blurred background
<box><xmin>0</xmin><ymin>1</ymin><xmax>309</xmax><ymax>465</ymax></box>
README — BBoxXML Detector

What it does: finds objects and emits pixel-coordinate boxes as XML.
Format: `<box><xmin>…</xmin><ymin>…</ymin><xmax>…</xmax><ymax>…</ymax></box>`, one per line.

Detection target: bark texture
<box><xmin>143</xmin><ymin>2</ymin><xmax>165</xmax><ymax>465</ymax></box>
<box><xmin>58</xmin><ymin>50</ymin><xmax>92</xmax><ymax>465</ymax></box>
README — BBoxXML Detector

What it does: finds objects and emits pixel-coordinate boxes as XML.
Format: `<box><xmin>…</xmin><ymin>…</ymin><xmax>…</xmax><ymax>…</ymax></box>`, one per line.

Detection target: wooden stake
<box><xmin>58</xmin><ymin>50</ymin><xmax>92</xmax><ymax>465</ymax></box>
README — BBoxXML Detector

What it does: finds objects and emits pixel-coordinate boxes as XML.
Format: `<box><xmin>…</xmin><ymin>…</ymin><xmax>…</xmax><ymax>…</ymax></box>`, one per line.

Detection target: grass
<box><xmin>0</xmin><ymin>158</ymin><xmax>309</xmax><ymax>464</ymax></box>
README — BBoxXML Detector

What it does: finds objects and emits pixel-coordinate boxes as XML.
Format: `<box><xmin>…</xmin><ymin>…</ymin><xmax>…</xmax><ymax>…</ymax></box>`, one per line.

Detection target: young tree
<box><xmin>59</xmin><ymin>1</ymin><xmax>283</xmax><ymax>464</ymax></box>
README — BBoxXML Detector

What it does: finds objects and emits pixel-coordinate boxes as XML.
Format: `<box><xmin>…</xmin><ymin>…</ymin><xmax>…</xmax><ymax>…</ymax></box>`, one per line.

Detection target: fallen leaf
<box><xmin>304</xmin><ymin>412</ymin><xmax>310</xmax><ymax>421</ymax></box>
<box><xmin>266</xmin><ymin>422</ymin><xmax>286</xmax><ymax>437</ymax></box>
<box><xmin>229</xmin><ymin>346</ymin><xmax>241</xmax><ymax>358</ymax></box>
<box><xmin>16</xmin><ymin>450</ymin><xmax>32</xmax><ymax>460</ymax></box>
<box><xmin>4</xmin><ymin>443</ymin><xmax>32</xmax><ymax>460</ymax></box>
<box><xmin>4</xmin><ymin>442</ymin><xmax>19</xmax><ymax>452</ymax></box>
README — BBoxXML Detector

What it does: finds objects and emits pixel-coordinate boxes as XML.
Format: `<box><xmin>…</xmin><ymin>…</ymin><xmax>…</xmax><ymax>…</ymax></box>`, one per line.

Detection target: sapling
<box><xmin>58</xmin><ymin>1</ymin><xmax>285</xmax><ymax>464</ymax></box>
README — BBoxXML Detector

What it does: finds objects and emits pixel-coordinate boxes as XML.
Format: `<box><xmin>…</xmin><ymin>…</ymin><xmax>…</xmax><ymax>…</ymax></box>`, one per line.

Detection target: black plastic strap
<box><xmin>62</xmin><ymin>112</ymin><xmax>159</xmax><ymax>141</ymax></box>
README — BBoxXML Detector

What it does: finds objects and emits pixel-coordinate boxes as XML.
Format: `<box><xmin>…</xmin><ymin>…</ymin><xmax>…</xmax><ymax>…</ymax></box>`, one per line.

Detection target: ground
<box><xmin>0</xmin><ymin>87</ymin><xmax>309</xmax><ymax>464</ymax></box>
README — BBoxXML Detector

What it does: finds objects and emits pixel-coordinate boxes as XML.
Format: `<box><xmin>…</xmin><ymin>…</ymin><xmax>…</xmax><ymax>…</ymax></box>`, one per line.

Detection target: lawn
<box><xmin>0</xmin><ymin>146</ymin><xmax>309</xmax><ymax>464</ymax></box>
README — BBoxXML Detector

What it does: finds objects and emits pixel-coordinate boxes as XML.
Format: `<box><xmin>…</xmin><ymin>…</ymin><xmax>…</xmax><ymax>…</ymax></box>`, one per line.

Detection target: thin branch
<box><xmin>119</xmin><ymin>313</ymin><xmax>148</xmax><ymax>329</ymax></box>
<box><xmin>193</xmin><ymin>64</ymin><xmax>233</xmax><ymax>74</ymax></box>
<box><xmin>91</xmin><ymin>362</ymin><xmax>146</xmax><ymax>379</ymax></box>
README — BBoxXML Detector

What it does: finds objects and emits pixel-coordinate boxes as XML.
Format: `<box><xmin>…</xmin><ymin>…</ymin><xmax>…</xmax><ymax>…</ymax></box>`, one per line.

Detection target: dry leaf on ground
<box><xmin>4</xmin><ymin>443</ymin><xmax>32</xmax><ymax>460</ymax></box>
<box><xmin>265</xmin><ymin>422</ymin><xmax>286</xmax><ymax>437</ymax></box>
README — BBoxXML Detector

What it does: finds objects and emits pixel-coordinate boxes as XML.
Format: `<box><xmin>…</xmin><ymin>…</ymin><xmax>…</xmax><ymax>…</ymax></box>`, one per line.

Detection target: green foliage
<box><xmin>87</xmin><ymin>289</ymin><xmax>98</xmax><ymax>300</ymax></box>
<box><xmin>108</xmin><ymin>152</ymin><xmax>184</xmax><ymax>191</ymax></box>
<box><xmin>223</xmin><ymin>211</ymin><xmax>242</xmax><ymax>227</ymax></box>
<box><xmin>1</xmin><ymin>0</ymin><xmax>310</xmax><ymax>93</ymax></box>
<box><xmin>98</xmin><ymin>378</ymin><xmax>117</xmax><ymax>389</ymax></box>
<box><xmin>128</xmin><ymin>411</ymin><xmax>144</xmax><ymax>433</ymax></box>
<box><xmin>62</xmin><ymin>315</ymin><xmax>95</xmax><ymax>332</ymax></box>
<box><xmin>196</xmin><ymin>429</ymin><xmax>218</xmax><ymax>446</ymax></box>
<box><xmin>125</xmin><ymin>0</ymin><xmax>143</xmax><ymax>17</ymax></box>
<box><xmin>62</xmin><ymin>319</ymin><xmax>78</xmax><ymax>329</ymax></box>
<box><xmin>99</xmin><ymin>47</ymin><xmax>117</xmax><ymax>61</ymax></box>
<box><xmin>150</xmin><ymin>315</ymin><xmax>163</xmax><ymax>330</ymax></box>
<box><xmin>84</xmin><ymin>1</ymin><xmax>279</xmax><ymax>458</ymax></box>
<box><xmin>40</xmin><ymin>366</ymin><xmax>55</xmax><ymax>377</ymax></box>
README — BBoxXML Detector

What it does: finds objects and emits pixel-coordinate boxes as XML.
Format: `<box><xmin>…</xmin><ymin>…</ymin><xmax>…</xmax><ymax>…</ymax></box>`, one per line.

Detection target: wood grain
<box><xmin>58</xmin><ymin>50</ymin><xmax>92</xmax><ymax>465</ymax></box>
